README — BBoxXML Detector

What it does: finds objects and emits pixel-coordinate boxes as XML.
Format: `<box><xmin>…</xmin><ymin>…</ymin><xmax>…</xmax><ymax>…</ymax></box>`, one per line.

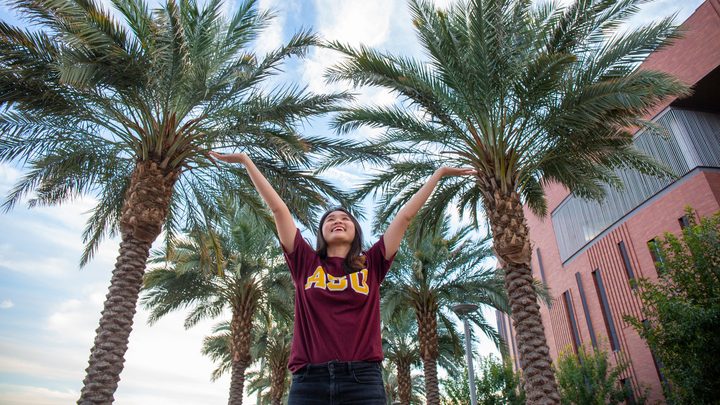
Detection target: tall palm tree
<box><xmin>383</xmin><ymin>310</ymin><xmax>422</xmax><ymax>405</ymax></box>
<box><xmin>142</xmin><ymin>207</ymin><xmax>294</xmax><ymax>404</ymax></box>
<box><xmin>381</xmin><ymin>220</ymin><xmax>508</xmax><ymax>404</ymax></box>
<box><xmin>382</xmin><ymin>306</ymin><xmax>463</xmax><ymax>405</ymax></box>
<box><xmin>251</xmin><ymin>320</ymin><xmax>293</xmax><ymax>405</ymax></box>
<box><xmin>0</xmin><ymin>0</ymin><xmax>380</xmax><ymax>402</ymax></box>
<box><xmin>382</xmin><ymin>362</ymin><xmax>426</xmax><ymax>405</ymax></box>
<box><xmin>326</xmin><ymin>0</ymin><xmax>689</xmax><ymax>402</ymax></box>
<box><xmin>206</xmin><ymin>318</ymin><xmax>293</xmax><ymax>405</ymax></box>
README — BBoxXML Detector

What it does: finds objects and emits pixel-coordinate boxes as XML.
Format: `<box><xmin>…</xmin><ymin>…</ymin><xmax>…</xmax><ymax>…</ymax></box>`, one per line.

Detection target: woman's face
<box><xmin>321</xmin><ymin>210</ymin><xmax>356</xmax><ymax>246</ymax></box>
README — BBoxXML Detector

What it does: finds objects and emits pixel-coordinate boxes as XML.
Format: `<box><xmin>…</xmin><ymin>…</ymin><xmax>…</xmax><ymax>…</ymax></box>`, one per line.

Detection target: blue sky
<box><xmin>0</xmin><ymin>0</ymin><xmax>705</xmax><ymax>403</ymax></box>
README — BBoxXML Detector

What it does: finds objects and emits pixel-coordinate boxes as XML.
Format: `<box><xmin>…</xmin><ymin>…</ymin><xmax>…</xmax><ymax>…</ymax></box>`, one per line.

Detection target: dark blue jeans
<box><xmin>287</xmin><ymin>361</ymin><xmax>386</xmax><ymax>405</ymax></box>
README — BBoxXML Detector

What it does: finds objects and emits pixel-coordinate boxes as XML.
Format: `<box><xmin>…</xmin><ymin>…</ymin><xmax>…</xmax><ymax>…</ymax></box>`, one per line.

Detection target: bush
<box><xmin>441</xmin><ymin>354</ymin><xmax>524</xmax><ymax>405</ymax></box>
<box><xmin>555</xmin><ymin>347</ymin><xmax>639</xmax><ymax>405</ymax></box>
<box><xmin>626</xmin><ymin>208</ymin><xmax>720</xmax><ymax>404</ymax></box>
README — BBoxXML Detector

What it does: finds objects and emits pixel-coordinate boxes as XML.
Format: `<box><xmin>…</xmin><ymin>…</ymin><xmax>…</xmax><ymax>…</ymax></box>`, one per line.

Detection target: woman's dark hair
<box><xmin>316</xmin><ymin>207</ymin><xmax>365</xmax><ymax>273</ymax></box>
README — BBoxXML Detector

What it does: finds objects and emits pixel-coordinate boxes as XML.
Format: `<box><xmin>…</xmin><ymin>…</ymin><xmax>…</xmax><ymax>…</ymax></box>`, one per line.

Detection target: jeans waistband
<box><xmin>294</xmin><ymin>360</ymin><xmax>380</xmax><ymax>375</ymax></box>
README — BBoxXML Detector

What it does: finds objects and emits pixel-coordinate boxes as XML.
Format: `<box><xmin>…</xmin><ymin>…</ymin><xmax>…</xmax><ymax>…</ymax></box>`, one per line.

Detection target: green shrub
<box><xmin>626</xmin><ymin>208</ymin><xmax>720</xmax><ymax>404</ymax></box>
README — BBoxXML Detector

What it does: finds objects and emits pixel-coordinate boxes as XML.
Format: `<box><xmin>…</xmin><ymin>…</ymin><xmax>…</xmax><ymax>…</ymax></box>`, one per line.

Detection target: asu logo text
<box><xmin>304</xmin><ymin>267</ymin><xmax>369</xmax><ymax>295</ymax></box>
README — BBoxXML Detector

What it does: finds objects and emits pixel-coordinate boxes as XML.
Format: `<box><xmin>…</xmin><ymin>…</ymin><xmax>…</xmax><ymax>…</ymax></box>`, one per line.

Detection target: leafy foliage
<box><xmin>626</xmin><ymin>208</ymin><xmax>720</xmax><ymax>404</ymax></box>
<box><xmin>0</xmin><ymin>0</ymin><xmax>382</xmax><ymax>264</ymax></box>
<box><xmin>327</xmin><ymin>2</ymin><xmax>688</xmax><ymax>399</ymax></box>
<box><xmin>441</xmin><ymin>355</ymin><xmax>525</xmax><ymax>405</ymax></box>
<box><xmin>474</xmin><ymin>355</ymin><xmax>525</xmax><ymax>405</ymax></box>
<box><xmin>555</xmin><ymin>347</ymin><xmax>639</xmax><ymax>405</ymax></box>
<box><xmin>382</xmin><ymin>362</ymin><xmax>426</xmax><ymax>405</ymax></box>
<box><xmin>142</xmin><ymin>205</ymin><xmax>293</xmax><ymax>328</ymax></box>
<box><xmin>382</xmin><ymin>218</ymin><xmax>509</xmax><ymax>348</ymax></box>
<box><xmin>325</xmin><ymin>0</ymin><xmax>689</xmax><ymax>231</ymax></box>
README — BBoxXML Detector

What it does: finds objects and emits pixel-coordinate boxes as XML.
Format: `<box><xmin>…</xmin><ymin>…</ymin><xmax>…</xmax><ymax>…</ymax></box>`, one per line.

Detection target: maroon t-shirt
<box><xmin>282</xmin><ymin>229</ymin><xmax>394</xmax><ymax>372</ymax></box>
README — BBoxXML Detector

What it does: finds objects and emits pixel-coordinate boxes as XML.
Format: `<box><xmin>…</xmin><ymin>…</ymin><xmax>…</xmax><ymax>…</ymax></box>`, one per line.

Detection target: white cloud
<box><xmin>0</xmin><ymin>299</ymin><xmax>13</xmax><ymax>309</ymax></box>
<box><xmin>314</xmin><ymin>0</ymin><xmax>397</xmax><ymax>47</ymax></box>
<box><xmin>0</xmin><ymin>284</ymin><xmax>237</xmax><ymax>404</ymax></box>
<box><xmin>0</xmin><ymin>384</ymin><xmax>77</xmax><ymax>405</ymax></box>
<box><xmin>46</xmin><ymin>293</ymin><xmax>104</xmax><ymax>344</ymax></box>
<box><xmin>254</xmin><ymin>0</ymin><xmax>289</xmax><ymax>57</ymax></box>
<box><xmin>302</xmin><ymin>0</ymin><xmax>402</xmax><ymax>95</ymax></box>
<box><xmin>0</xmin><ymin>254</ymin><xmax>75</xmax><ymax>278</ymax></box>
<box><xmin>0</xmin><ymin>163</ymin><xmax>21</xmax><ymax>189</ymax></box>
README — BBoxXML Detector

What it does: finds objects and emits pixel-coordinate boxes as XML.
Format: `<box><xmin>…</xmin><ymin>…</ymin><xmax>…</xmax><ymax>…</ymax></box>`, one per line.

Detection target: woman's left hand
<box><xmin>436</xmin><ymin>167</ymin><xmax>477</xmax><ymax>177</ymax></box>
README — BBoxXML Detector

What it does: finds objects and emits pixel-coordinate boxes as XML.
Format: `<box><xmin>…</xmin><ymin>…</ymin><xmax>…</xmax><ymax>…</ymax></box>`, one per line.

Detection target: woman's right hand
<box><xmin>209</xmin><ymin>151</ymin><xmax>249</xmax><ymax>165</ymax></box>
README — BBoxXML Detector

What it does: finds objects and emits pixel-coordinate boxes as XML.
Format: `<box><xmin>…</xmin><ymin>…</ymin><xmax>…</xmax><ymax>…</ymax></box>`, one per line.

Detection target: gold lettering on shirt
<box><xmin>326</xmin><ymin>273</ymin><xmax>348</xmax><ymax>291</ymax></box>
<box><xmin>304</xmin><ymin>266</ymin><xmax>327</xmax><ymax>289</ymax></box>
<box><xmin>349</xmin><ymin>269</ymin><xmax>369</xmax><ymax>295</ymax></box>
<box><xmin>303</xmin><ymin>267</ymin><xmax>370</xmax><ymax>295</ymax></box>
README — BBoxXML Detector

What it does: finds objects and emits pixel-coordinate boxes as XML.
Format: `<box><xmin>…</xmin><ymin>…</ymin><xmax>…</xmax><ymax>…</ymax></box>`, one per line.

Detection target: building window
<box><xmin>575</xmin><ymin>272</ymin><xmax>598</xmax><ymax>348</ymax></box>
<box><xmin>535</xmin><ymin>248</ymin><xmax>548</xmax><ymax>284</ymax></box>
<box><xmin>563</xmin><ymin>290</ymin><xmax>581</xmax><ymax>354</ymax></box>
<box><xmin>679</xmin><ymin>215</ymin><xmax>690</xmax><ymax>229</ymax></box>
<box><xmin>593</xmin><ymin>269</ymin><xmax>620</xmax><ymax>351</ymax></box>
<box><xmin>648</xmin><ymin>239</ymin><xmax>664</xmax><ymax>269</ymax></box>
<box><xmin>618</xmin><ymin>241</ymin><xmax>636</xmax><ymax>287</ymax></box>
<box><xmin>643</xmin><ymin>319</ymin><xmax>669</xmax><ymax>387</ymax></box>
<box><xmin>621</xmin><ymin>378</ymin><xmax>636</xmax><ymax>405</ymax></box>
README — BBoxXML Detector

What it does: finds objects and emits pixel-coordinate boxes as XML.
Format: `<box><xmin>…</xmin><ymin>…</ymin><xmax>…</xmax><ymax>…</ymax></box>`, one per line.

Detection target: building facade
<box><xmin>497</xmin><ymin>1</ymin><xmax>720</xmax><ymax>403</ymax></box>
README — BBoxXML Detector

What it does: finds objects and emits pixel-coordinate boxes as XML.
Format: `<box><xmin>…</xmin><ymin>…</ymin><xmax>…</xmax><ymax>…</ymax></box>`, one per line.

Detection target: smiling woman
<box><xmin>316</xmin><ymin>208</ymin><xmax>364</xmax><ymax>272</ymax></box>
<box><xmin>210</xmin><ymin>151</ymin><xmax>475</xmax><ymax>404</ymax></box>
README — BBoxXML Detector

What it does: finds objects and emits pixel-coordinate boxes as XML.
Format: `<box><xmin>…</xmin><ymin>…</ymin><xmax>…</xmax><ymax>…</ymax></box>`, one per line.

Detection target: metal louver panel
<box><xmin>552</xmin><ymin>109</ymin><xmax>720</xmax><ymax>262</ymax></box>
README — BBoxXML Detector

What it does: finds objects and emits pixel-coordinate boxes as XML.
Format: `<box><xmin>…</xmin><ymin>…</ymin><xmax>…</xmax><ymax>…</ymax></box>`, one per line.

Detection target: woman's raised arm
<box><xmin>382</xmin><ymin>167</ymin><xmax>476</xmax><ymax>260</ymax></box>
<box><xmin>210</xmin><ymin>152</ymin><xmax>298</xmax><ymax>252</ymax></box>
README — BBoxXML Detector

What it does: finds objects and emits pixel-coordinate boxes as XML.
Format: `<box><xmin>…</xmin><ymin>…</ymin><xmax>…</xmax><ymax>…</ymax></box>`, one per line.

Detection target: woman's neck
<box><xmin>326</xmin><ymin>243</ymin><xmax>351</xmax><ymax>259</ymax></box>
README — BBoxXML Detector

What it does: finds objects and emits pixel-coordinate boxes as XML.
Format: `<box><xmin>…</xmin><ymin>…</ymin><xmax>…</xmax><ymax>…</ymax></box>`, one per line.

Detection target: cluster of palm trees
<box><xmin>141</xmin><ymin>206</ymin><xmax>507</xmax><ymax>404</ymax></box>
<box><xmin>1</xmin><ymin>0</ymin><xmax>687</xmax><ymax>403</ymax></box>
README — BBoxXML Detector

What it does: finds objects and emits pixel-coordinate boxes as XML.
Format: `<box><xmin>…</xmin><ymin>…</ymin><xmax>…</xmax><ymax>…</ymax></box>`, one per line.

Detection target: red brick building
<box><xmin>496</xmin><ymin>1</ymin><xmax>720</xmax><ymax>402</ymax></box>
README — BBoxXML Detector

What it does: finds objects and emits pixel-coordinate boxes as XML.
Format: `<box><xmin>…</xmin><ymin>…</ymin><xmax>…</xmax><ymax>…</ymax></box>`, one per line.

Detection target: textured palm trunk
<box><xmin>268</xmin><ymin>340</ymin><xmax>291</xmax><ymax>405</ymax></box>
<box><xmin>229</xmin><ymin>360</ymin><xmax>248</xmax><ymax>405</ymax></box>
<box><xmin>269</xmin><ymin>364</ymin><xmax>286</xmax><ymax>405</ymax></box>
<box><xmin>228</xmin><ymin>300</ymin><xmax>255</xmax><ymax>405</ymax></box>
<box><xmin>78</xmin><ymin>161</ymin><xmax>178</xmax><ymax>404</ymax></box>
<box><xmin>416</xmin><ymin>296</ymin><xmax>440</xmax><ymax>405</ymax></box>
<box><xmin>396</xmin><ymin>359</ymin><xmax>412</xmax><ymax>405</ymax></box>
<box><xmin>422</xmin><ymin>358</ymin><xmax>439</xmax><ymax>405</ymax></box>
<box><xmin>478</xmin><ymin>175</ymin><xmax>560</xmax><ymax>404</ymax></box>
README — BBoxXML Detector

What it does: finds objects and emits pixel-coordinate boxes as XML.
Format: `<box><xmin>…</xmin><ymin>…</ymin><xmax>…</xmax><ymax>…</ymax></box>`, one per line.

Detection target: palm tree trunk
<box><xmin>229</xmin><ymin>360</ymin><xmax>248</xmax><ymax>405</ymax></box>
<box><xmin>229</xmin><ymin>301</ymin><xmax>255</xmax><ymax>405</ymax></box>
<box><xmin>268</xmin><ymin>335</ymin><xmax>291</xmax><ymax>405</ymax></box>
<box><xmin>422</xmin><ymin>358</ymin><xmax>439</xmax><ymax>405</ymax></box>
<box><xmin>78</xmin><ymin>237</ymin><xmax>151</xmax><ymax>404</ymax></box>
<box><xmin>78</xmin><ymin>161</ymin><xmax>178</xmax><ymax>404</ymax></box>
<box><xmin>416</xmin><ymin>297</ymin><xmax>439</xmax><ymax>405</ymax></box>
<box><xmin>269</xmin><ymin>365</ymin><xmax>286</xmax><ymax>405</ymax></box>
<box><xmin>396</xmin><ymin>360</ymin><xmax>412</xmax><ymax>405</ymax></box>
<box><xmin>479</xmin><ymin>177</ymin><xmax>560</xmax><ymax>405</ymax></box>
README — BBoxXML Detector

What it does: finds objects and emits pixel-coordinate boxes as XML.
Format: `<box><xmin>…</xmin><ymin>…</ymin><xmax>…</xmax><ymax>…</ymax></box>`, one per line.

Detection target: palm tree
<box><xmin>326</xmin><ymin>0</ymin><xmax>689</xmax><ymax>401</ymax></box>
<box><xmin>383</xmin><ymin>310</ymin><xmax>422</xmax><ymax>405</ymax></box>
<box><xmin>0</xmin><ymin>0</ymin><xmax>381</xmax><ymax>402</ymax></box>
<box><xmin>381</xmin><ymin>220</ymin><xmax>508</xmax><ymax>404</ymax></box>
<box><xmin>251</xmin><ymin>321</ymin><xmax>293</xmax><ymax>405</ymax></box>
<box><xmin>142</xmin><ymin>207</ymin><xmax>294</xmax><ymax>404</ymax></box>
<box><xmin>244</xmin><ymin>368</ymin><xmax>272</xmax><ymax>405</ymax></box>
<box><xmin>382</xmin><ymin>362</ymin><xmax>426</xmax><ymax>405</ymax></box>
<box><xmin>206</xmin><ymin>318</ymin><xmax>293</xmax><ymax>405</ymax></box>
<box><xmin>382</xmin><ymin>306</ymin><xmax>463</xmax><ymax>405</ymax></box>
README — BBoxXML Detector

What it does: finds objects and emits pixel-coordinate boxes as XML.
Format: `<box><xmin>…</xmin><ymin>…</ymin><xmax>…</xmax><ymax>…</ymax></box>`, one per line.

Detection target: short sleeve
<box><xmin>364</xmin><ymin>235</ymin><xmax>396</xmax><ymax>283</ymax></box>
<box><xmin>282</xmin><ymin>229</ymin><xmax>317</xmax><ymax>280</ymax></box>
